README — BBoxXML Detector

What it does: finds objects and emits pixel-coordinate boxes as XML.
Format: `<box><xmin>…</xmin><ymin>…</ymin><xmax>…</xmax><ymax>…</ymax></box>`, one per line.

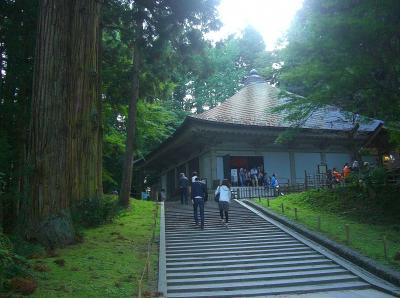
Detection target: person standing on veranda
<box><xmin>271</xmin><ymin>173</ymin><xmax>279</xmax><ymax>196</ymax></box>
<box><xmin>342</xmin><ymin>163</ymin><xmax>351</xmax><ymax>180</ymax></box>
<box><xmin>239</xmin><ymin>168</ymin><xmax>245</xmax><ymax>187</ymax></box>
<box><xmin>250</xmin><ymin>166</ymin><xmax>258</xmax><ymax>187</ymax></box>
<box><xmin>178</xmin><ymin>172</ymin><xmax>189</xmax><ymax>205</ymax></box>
<box><xmin>215</xmin><ymin>179</ymin><xmax>232</xmax><ymax>228</ymax></box>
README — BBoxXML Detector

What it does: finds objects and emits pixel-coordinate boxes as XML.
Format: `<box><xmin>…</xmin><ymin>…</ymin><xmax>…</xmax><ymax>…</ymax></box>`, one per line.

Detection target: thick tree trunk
<box><xmin>25</xmin><ymin>0</ymin><xmax>102</xmax><ymax>248</ymax></box>
<box><xmin>119</xmin><ymin>46</ymin><xmax>140</xmax><ymax>207</ymax></box>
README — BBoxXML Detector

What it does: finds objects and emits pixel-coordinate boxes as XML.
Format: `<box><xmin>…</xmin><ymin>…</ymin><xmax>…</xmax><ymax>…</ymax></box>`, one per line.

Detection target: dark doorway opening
<box><xmin>229</xmin><ymin>156</ymin><xmax>264</xmax><ymax>186</ymax></box>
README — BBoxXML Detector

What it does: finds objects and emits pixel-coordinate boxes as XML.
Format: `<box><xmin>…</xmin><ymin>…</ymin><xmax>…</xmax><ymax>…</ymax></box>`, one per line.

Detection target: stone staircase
<box><xmin>160</xmin><ymin>200</ymin><xmax>396</xmax><ymax>298</ymax></box>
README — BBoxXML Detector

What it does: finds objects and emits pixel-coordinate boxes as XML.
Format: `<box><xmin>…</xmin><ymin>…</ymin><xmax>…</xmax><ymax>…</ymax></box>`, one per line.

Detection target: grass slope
<box><xmin>31</xmin><ymin>200</ymin><xmax>159</xmax><ymax>298</ymax></box>
<box><xmin>257</xmin><ymin>190</ymin><xmax>400</xmax><ymax>271</ymax></box>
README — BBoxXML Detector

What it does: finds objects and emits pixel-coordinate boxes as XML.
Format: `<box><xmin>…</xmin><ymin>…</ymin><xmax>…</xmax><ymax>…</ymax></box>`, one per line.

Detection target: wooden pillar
<box><xmin>289</xmin><ymin>152</ymin><xmax>296</xmax><ymax>185</ymax></box>
<box><xmin>185</xmin><ymin>163</ymin><xmax>189</xmax><ymax>177</ymax></box>
<box><xmin>320</xmin><ymin>152</ymin><xmax>327</xmax><ymax>164</ymax></box>
<box><xmin>174</xmin><ymin>167</ymin><xmax>178</xmax><ymax>190</ymax></box>
<box><xmin>210</xmin><ymin>150</ymin><xmax>218</xmax><ymax>187</ymax></box>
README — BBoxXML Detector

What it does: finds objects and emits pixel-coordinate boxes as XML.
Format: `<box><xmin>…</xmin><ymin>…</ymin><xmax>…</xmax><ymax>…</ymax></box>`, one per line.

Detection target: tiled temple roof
<box><xmin>190</xmin><ymin>80</ymin><xmax>382</xmax><ymax>132</ymax></box>
<box><xmin>137</xmin><ymin>72</ymin><xmax>384</xmax><ymax>169</ymax></box>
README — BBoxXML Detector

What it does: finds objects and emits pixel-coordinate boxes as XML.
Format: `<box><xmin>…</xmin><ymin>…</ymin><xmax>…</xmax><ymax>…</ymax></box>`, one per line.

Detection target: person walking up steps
<box><xmin>215</xmin><ymin>179</ymin><xmax>232</xmax><ymax>228</ymax></box>
<box><xmin>191</xmin><ymin>176</ymin><xmax>207</xmax><ymax>230</ymax></box>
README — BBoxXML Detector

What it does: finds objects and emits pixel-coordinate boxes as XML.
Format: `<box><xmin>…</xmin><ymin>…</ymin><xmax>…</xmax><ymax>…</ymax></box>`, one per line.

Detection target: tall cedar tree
<box><xmin>117</xmin><ymin>0</ymin><xmax>220</xmax><ymax>206</ymax></box>
<box><xmin>26</xmin><ymin>0</ymin><xmax>102</xmax><ymax>247</ymax></box>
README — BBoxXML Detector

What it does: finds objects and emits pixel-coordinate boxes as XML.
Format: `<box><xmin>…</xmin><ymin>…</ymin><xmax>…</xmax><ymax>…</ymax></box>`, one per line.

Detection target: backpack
<box><xmin>214</xmin><ymin>186</ymin><xmax>220</xmax><ymax>202</ymax></box>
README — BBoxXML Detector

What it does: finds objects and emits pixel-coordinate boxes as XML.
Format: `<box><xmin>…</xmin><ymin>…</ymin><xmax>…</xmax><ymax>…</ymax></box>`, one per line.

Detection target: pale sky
<box><xmin>206</xmin><ymin>0</ymin><xmax>304</xmax><ymax>51</ymax></box>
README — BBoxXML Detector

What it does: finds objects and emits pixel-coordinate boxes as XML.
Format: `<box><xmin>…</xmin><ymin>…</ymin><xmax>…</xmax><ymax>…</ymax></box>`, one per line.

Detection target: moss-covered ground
<box><xmin>30</xmin><ymin>200</ymin><xmax>160</xmax><ymax>298</ymax></box>
<box><xmin>256</xmin><ymin>190</ymin><xmax>400</xmax><ymax>271</ymax></box>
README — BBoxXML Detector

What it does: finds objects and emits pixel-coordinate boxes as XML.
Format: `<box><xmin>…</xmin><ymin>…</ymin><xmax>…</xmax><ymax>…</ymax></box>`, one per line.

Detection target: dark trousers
<box><xmin>193</xmin><ymin>197</ymin><xmax>205</xmax><ymax>228</ymax></box>
<box><xmin>219</xmin><ymin>210</ymin><xmax>228</xmax><ymax>223</ymax></box>
<box><xmin>219</xmin><ymin>201</ymin><xmax>229</xmax><ymax>223</ymax></box>
<box><xmin>180</xmin><ymin>188</ymin><xmax>188</xmax><ymax>204</ymax></box>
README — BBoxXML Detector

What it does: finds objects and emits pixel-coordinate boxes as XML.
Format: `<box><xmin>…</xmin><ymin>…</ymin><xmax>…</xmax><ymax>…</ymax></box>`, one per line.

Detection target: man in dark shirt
<box><xmin>191</xmin><ymin>177</ymin><xmax>207</xmax><ymax>230</ymax></box>
<box><xmin>178</xmin><ymin>173</ymin><xmax>189</xmax><ymax>205</ymax></box>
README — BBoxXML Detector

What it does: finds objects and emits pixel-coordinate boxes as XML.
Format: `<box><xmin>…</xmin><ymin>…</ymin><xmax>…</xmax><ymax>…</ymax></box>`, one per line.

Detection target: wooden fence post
<box><xmin>345</xmin><ymin>224</ymin><xmax>350</xmax><ymax>244</ymax></box>
<box><xmin>146</xmin><ymin>257</ymin><xmax>150</xmax><ymax>280</ymax></box>
<box><xmin>138</xmin><ymin>279</ymin><xmax>142</xmax><ymax>298</ymax></box>
<box><xmin>383</xmin><ymin>236</ymin><xmax>388</xmax><ymax>260</ymax></box>
<box><xmin>304</xmin><ymin>170</ymin><xmax>308</xmax><ymax>190</ymax></box>
<box><xmin>294</xmin><ymin>208</ymin><xmax>298</xmax><ymax>220</ymax></box>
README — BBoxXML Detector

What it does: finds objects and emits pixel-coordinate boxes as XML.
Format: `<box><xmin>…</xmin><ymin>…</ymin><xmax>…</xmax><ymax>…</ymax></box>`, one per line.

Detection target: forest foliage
<box><xmin>276</xmin><ymin>0</ymin><xmax>400</xmax><ymax>127</ymax></box>
<box><xmin>1</xmin><ymin>0</ymin><xmax>399</xmax><ymax>237</ymax></box>
<box><xmin>1</xmin><ymin>0</ymin><xmax>400</xmax><ymax>294</ymax></box>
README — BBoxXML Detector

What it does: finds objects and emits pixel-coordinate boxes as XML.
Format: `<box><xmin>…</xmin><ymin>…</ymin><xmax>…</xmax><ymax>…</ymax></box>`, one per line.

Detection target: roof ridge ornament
<box><xmin>243</xmin><ymin>69</ymin><xmax>266</xmax><ymax>85</ymax></box>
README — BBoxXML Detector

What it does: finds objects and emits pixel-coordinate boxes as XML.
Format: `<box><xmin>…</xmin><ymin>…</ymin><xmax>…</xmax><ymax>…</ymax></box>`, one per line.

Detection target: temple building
<box><xmin>138</xmin><ymin>70</ymin><xmax>385</xmax><ymax>198</ymax></box>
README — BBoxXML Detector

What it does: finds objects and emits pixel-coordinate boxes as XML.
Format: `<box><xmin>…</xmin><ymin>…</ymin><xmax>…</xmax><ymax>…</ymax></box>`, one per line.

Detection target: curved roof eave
<box><xmin>138</xmin><ymin>115</ymin><xmax>378</xmax><ymax>169</ymax></box>
<box><xmin>137</xmin><ymin>117</ymin><xmax>195</xmax><ymax>168</ymax></box>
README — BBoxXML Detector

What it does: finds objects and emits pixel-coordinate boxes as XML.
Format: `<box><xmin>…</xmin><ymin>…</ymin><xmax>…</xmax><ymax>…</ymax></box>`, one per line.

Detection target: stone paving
<box><xmin>159</xmin><ymin>200</ymin><xmax>398</xmax><ymax>298</ymax></box>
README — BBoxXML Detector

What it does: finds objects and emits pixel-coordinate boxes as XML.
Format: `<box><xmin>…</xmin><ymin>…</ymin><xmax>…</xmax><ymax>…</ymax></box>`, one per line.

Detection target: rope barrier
<box><xmin>262</xmin><ymin>200</ymin><xmax>393</xmax><ymax>262</ymax></box>
<box><xmin>137</xmin><ymin>202</ymin><xmax>159</xmax><ymax>298</ymax></box>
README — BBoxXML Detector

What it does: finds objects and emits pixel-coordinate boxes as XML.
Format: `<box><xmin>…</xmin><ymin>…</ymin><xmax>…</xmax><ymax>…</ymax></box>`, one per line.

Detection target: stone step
<box><xmin>166</xmin><ymin>281</ymin><xmax>371</xmax><ymax>298</ymax></box>
<box><xmin>168</xmin><ymin>245</ymin><xmax>310</xmax><ymax>258</ymax></box>
<box><xmin>166</xmin><ymin>232</ymin><xmax>288</xmax><ymax>243</ymax></box>
<box><xmin>167</xmin><ymin>267</ymin><xmax>349</xmax><ymax>286</ymax></box>
<box><xmin>166</xmin><ymin>263</ymin><xmax>342</xmax><ymax>279</ymax></box>
<box><xmin>167</xmin><ymin>274</ymin><xmax>363</xmax><ymax>293</ymax></box>
<box><xmin>165</xmin><ymin>225</ymin><xmax>280</xmax><ymax>235</ymax></box>
<box><xmin>167</xmin><ymin>248</ymin><xmax>314</xmax><ymax>262</ymax></box>
<box><xmin>166</xmin><ymin>258</ymin><xmax>333</xmax><ymax>273</ymax></box>
<box><xmin>165</xmin><ymin>218</ymin><xmax>274</xmax><ymax>225</ymax></box>
<box><xmin>166</xmin><ymin>241</ymin><xmax>305</xmax><ymax>254</ymax></box>
<box><xmin>166</xmin><ymin>245</ymin><xmax>311</xmax><ymax>258</ymax></box>
<box><xmin>166</xmin><ymin>253</ymin><xmax>323</xmax><ymax>268</ymax></box>
<box><xmin>166</xmin><ymin>236</ymin><xmax>295</xmax><ymax>249</ymax></box>
<box><xmin>165</xmin><ymin>229</ymin><xmax>284</xmax><ymax>239</ymax></box>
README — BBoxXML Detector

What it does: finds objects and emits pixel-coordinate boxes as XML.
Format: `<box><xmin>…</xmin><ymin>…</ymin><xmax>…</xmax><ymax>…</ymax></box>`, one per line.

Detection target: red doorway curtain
<box><xmin>230</xmin><ymin>156</ymin><xmax>248</xmax><ymax>169</ymax></box>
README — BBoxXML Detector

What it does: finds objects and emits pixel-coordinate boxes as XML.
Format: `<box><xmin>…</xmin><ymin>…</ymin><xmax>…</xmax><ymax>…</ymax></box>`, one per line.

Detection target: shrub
<box><xmin>8</xmin><ymin>235</ymin><xmax>46</xmax><ymax>259</ymax></box>
<box><xmin>0</xmin><ymin>233</ymin><xmax>33</xmax><ymax>294</ymax></box>
<box><xmin>1</xmin><ymin>233</ymin><xmax>14</xmax><ymax>287</ymax></box>
<box><xmin>363</xmin><ymin>166</ymin><xmax>387</xmax><ymax>186</ymax></box>
<box><xmin>72</xmin><ymin>195</ymin><xmax>120</xmax><ymax>227</ymax></box>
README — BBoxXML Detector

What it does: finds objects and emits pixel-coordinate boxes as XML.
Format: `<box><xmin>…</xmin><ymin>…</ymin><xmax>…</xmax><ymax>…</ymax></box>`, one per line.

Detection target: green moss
<box><xmin>257</xmin><ymin>191</ymin><xmax>400</xmax><ymax>271</ymax></box>
<box><xmin>31</xmin><ymin>200</ymin><xmax>160</xmax><ymax>297</ymax></box>
<box><xmin>1</xmin><ymin>233</ymin><xmax>34</xmax><ymax>293</ymax></box>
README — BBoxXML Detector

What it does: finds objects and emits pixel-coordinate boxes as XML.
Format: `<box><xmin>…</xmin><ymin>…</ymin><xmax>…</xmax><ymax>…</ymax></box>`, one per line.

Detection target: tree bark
<box><xmin>119</xmin><ymin>45</ymin><xmax>141</xmax><ymax>206</ymax></box>
<box><xmin>25</xmin><ymin>0</ymin><xmax>102</xmax><ymax>247</ymax></box>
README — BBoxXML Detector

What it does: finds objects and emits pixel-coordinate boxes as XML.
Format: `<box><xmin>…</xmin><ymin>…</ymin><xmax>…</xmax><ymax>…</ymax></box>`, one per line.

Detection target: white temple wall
<box><xmin>294</xmin><ymin>152</ymin><xmax>322</xmax><ymax>180</ymax></box>
<box><xmin>325</xmin><ymin>153</ymin><xmax>352</xmax><ymax>171</ymax></box>
<box><xmin>263</xmin><ymin>152</ymin><xmax>291</xmax><ymax>184</ymax></box>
